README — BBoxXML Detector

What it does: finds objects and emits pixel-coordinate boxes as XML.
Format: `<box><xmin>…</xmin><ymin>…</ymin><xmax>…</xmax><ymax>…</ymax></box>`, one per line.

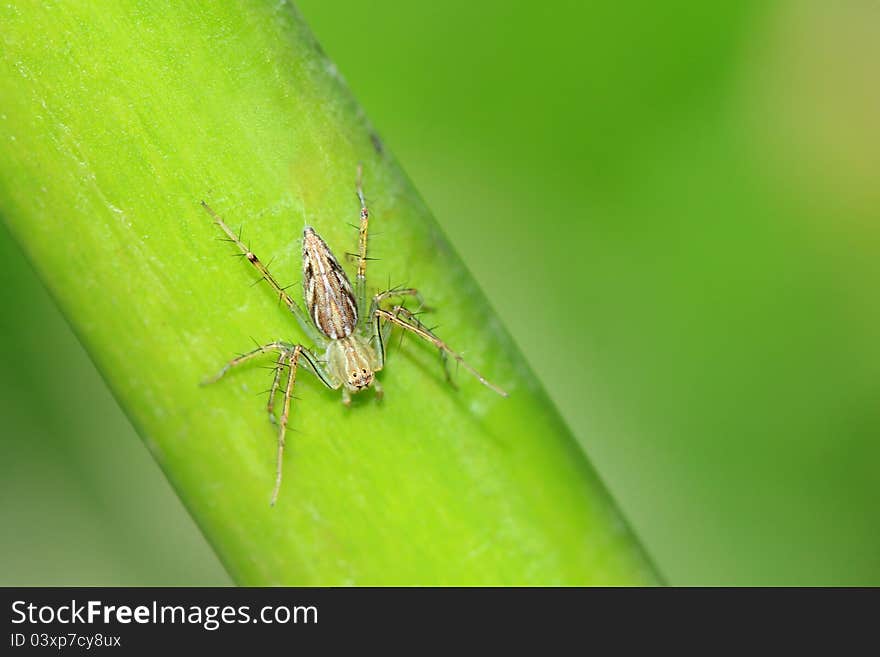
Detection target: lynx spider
<box><xmin>201</xmin><ymin>167</ymin><xmax>507</xmax><ymax>505</ymax></box>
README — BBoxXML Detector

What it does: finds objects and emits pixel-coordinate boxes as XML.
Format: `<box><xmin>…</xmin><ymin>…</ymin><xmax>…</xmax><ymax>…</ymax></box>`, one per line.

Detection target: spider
<box><xmin>200</xmin><ymin>167</ymin><xmax>507</xmax><ymax>505</ymax></box>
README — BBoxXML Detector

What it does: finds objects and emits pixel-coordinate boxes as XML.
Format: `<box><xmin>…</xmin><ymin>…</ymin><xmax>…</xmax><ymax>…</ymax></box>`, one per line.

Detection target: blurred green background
<box><xmin>1</xmin><ymin>0</ymin><xmax>878</xmax><ymax>585</ymax></box>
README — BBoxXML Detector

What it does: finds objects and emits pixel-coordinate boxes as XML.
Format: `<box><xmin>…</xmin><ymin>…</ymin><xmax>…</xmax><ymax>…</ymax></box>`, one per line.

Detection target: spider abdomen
<box><xmin>302</xmin><ymin>226</ymin><xmax>358</xmax><ymax>339</ymax></box>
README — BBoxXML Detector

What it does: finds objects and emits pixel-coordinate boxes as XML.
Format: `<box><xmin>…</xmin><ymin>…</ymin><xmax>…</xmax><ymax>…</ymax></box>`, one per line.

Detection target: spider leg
<box><xmin>388</xmin><ymin>306</ymin><xmax>456</xmax><ymax>388</ymax></box>
<box><xmin>369</xmin><ymin>287</ymin><xmax>428</xmax><ymax>345</ymax></box>
<box><xmin>203</xmin><ymin>339</ymin><xmax>339</xmax><ymax>505</ymax></box>
<box><xmin>272</xmin><ymin>346</ymin><xmax>300</xmax><ymax>506</ymax></box>
<box><xmin>368</xmin><ymin>297</ymin><xmax>424</xmax><ymax>368</ymax></box>
<box><xmin>201</xmin><ymin>201</ymin><xmax>325</xmax><ymax>347</ymax></box>
<box><xmin>201</xmin><ymin>341</ymin><xmax>291</xmax><ymax>385</ymax></box>
<box><xmin>354</xmin><ymin>164</ymin><xmax>371</xmax><ymax>320</ymax></box>
<box><xmin>370</xmin><ymin>287</ymin><xmax>427</xmax><ymax>313</ymax></box>
<box><xmin>266</xmin><ymin>352</ymin><xmax>287</xmax><ymax>426</ymax></box>
<box><xmin>374</xmin><ymin>307</ymin><xmax>508</xmax><ymax>397</ymax></box>
<box><xmin>269</xmin><ymin>344</ymin><xmax>340</xmax><ymax>506</ymax></box>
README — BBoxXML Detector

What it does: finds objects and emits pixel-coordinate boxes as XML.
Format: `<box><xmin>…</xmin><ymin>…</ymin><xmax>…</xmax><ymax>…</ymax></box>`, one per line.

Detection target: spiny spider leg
<box><xmin>200</xmin><ymin>201</ymin><xmax>325</xmax><ymax>347</ymax></box>
<box><xmin>273</xmin><ymin>346</ymin><xmax>300</xmax><ymax>507</ymax></box>
<box><xmin>266</xmin><ymin>352</ymin><xmax>287</xmax><ymax>426</ymax></box>
<box><xmin>388</xmin><ymin>305</ymin><xmax>457</xmax><ymax>389</ymax></box>
<box><xmin>370</xmin><ymin>288</ymin><xmax>448</xmax><ymax>384</ymax></box>
<box><xmin>202</xmin><ymin>339</ymin><xmax>340</xmax><ymax>505</ymax></box>
<box><xmin>201</xmin><ymin>341</ymin><xmax>290</xmax><ymax>385</ymax></box>
<box><xmin>370</xmin><ymin>287</ymin><xmax>428</xmax><ymax>313</ymax></box>
<box><xmin>374</xmin><ymin>307</ymin><xmax>508</xmax><ymax>397</ymax></box>
<box><xmin>270</xmin><ymin>344</ymin><xmax>341</xmax><ymax>505</ymax></box>
<box><xmin>354</xmin><ymin>164</ymin><xmax>370</xmax><ymax>319</ymax></box>
<box><xmin>369</xmin><ymin>292</ymin><xmax>429</xmax><ymax>366</ymax></box>
<box><xmin>369</xmin><ymin>287</ymin><xmax>428</xmax><ymax>340</ymax></box>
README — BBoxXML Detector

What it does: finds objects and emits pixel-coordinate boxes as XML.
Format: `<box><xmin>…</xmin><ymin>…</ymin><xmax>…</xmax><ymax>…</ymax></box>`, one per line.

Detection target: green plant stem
<box><xmin>0</xmin><ymin>1</ymin><xmax>659</xmax><ymax>584</ymax></box>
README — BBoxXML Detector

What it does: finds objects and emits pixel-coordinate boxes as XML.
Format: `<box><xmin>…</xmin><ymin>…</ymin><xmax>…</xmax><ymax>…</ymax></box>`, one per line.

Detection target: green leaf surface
<box><xmin>0</xmin><ymin>1</ymin><xmax>658</xmax><ymax>584</ymax></box>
